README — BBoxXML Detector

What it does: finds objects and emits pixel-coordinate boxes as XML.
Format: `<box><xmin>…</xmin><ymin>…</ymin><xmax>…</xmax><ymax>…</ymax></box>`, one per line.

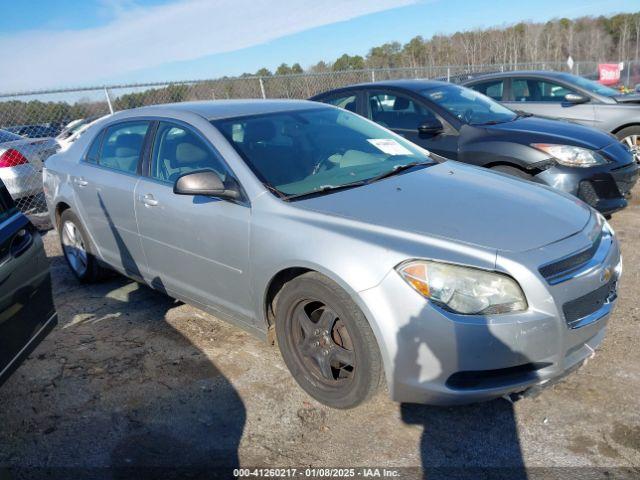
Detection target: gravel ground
<box><xmin>0</xmin><ymin>186</ymin><xmax>639</xmax><ymax>479</ymax></box>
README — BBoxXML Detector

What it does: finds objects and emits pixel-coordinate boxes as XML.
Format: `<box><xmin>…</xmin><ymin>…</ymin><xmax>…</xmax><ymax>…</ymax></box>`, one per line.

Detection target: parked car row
<box><xmin>311</xmin><ymin>79</ymin><xmax>639</xmax><ymax>216</ymax></box>
<box><xmin>2</xmin><ymin>73</ymin><xmax>638</xmax><ymax>409</ymax></box>
<box><xmin>35</xmin><ymin>98</ymin><xmax>625</xmax><ymax>408</ymax></box>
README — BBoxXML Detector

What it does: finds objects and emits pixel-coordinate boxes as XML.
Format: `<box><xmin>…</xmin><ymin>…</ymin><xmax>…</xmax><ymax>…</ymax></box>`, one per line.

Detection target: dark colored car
<box><xmin>311</xmin><ymin>80</ymin><xmax>639</xmax><ymax>216</ymax></box>
<box><xmin>0</xmin><ymin>178</ymin><xmax>56</xmax><ymax>387</ymax></box>
<box><xmin>461</xmin><ymin>71</ymin><xmax>640</xmax><ymax>160</ymax></box>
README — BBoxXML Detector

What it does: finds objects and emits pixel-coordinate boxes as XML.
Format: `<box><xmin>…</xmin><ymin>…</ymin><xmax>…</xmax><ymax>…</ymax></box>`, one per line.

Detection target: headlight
<box><xmin>532</xmin><ymin>143</ymin><xmax>608</xmax><ymax>167</ymax></box>
<box><xmin>397</xmin><ymin>260</ymin><xmax>527</xmax><ymax>315</ymax></box>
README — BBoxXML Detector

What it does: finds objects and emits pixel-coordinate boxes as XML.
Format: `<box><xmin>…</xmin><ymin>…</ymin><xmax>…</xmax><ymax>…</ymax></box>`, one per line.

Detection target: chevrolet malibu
<box><xmin>43</xmin><ymin>100</ymin><xmax>621</xmax><ymax>408</ymax></box>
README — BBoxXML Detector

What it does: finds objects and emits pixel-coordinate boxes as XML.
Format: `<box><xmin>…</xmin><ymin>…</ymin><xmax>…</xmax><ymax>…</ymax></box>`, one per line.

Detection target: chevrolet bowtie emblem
<box><xmin>601</xmin><ymin>267</ymin><xmax>612</xmax><ymax>283</ymax></box>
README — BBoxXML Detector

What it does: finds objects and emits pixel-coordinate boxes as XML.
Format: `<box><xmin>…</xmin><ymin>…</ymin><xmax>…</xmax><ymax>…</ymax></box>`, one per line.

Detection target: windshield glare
<box><xmin>557</xmin><ymin>73</ymin><xmax>619</xmax><ymax>97</ymax></box>
<box><xmin>422</xmin><ymin>85</ymin><xmax>517</xmax><ymax>125</ymax></box>
<box><xmin>213</xmin><ymin>108</ymin><xmax>433</xmax><ymax>198</ymax></box>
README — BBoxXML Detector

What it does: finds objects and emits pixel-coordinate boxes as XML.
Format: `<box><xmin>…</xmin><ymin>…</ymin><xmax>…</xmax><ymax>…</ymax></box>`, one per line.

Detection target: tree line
<box><xmin>248</xmin><ymin>12</ymin><xmax>640</xmax><ymax>74</ymax></box>
<box><xmin>1</xmin><ymin>12</ymin><xmax>639</xmax><ymax>129</ymax></box>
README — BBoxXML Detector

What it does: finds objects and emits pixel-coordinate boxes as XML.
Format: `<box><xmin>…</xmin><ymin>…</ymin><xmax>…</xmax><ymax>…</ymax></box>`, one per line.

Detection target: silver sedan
<box><xmin>43</xmin><ymin>100</ymin><xmax>621</xmax><ymax>408</ymax></box>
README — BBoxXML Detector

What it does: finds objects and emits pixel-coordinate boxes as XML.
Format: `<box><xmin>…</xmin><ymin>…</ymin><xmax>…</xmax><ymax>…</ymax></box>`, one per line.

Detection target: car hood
<box><xmin>294</xmin><ymin>162</ymin><xmax>591</xmax><ymax>253</ymax></box>
<box><xmin>483</xmin><ymin>116</ymin><xmax>614</xmax><ymax>150</ymax></box>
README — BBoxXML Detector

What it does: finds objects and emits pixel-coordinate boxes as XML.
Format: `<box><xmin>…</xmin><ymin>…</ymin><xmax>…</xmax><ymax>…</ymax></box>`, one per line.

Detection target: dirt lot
<box><xmin>0</xmin><ymin>188</ymin><xmax>639</xmax><ymax>478</ymax></box>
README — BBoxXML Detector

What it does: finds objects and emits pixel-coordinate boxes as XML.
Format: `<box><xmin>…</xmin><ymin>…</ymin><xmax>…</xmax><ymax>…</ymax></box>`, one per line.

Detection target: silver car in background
<box><xmin>0</xmin><ymin>129</ymin><xmax>59</xmax><ymax>209</ymax></box>
<box><xmin>43</xmin><ymin>100</ymin><xmax>621</xmax><ymax>408</ymax></box>
<box><xmin>463</xmin><ymin>71</ymin><xmax>640</xmax><ymax>160</ymax></box>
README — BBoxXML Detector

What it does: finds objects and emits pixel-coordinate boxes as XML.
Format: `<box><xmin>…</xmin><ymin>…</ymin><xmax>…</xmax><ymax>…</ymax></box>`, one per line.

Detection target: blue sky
<box><xmin>0</xmin><ymin>0</ymin><xmax>638</xmax><ymax>92</ymax></box>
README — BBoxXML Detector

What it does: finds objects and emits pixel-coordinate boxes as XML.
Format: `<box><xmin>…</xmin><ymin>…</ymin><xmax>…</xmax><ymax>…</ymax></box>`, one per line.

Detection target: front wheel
<box><xmin>275</xmin><ymin>272</ymin><xmax>382</xmax><ymax>409</ymax></box>
<box><xmin>615</xmin><ymin>126</ymin><xmax>640</xmax><ymax>162</ymax></box>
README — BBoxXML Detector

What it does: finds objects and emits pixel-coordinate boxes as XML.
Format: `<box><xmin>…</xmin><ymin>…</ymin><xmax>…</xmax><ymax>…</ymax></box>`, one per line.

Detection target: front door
<box><xmin>366</xmin><ymin>90</ymin><xmax>459</xmax><ymax>159</ymax></box>
<box><xmin>134</xmin><ymin>121</ymin><xmax>253</xmax><ymax>323</ymax></box>
<box><xmin>503</xmin><ymin>78</ymin><xmax>596</xmax><ymax>126</ymax></box>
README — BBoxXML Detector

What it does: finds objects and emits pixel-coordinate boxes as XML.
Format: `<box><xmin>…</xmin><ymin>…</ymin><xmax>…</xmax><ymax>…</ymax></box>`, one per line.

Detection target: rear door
<box><xmin>502</xmin><ymin>77</ymin><xmax>596</xmax><ymax>126</ymax></box>
<box><xmin>365</xmin><ymin>89</ymin><xmax>459</xmax><ymax>159</ymax></box>
<box><xmin>71</xmin><ymin>121</ymin><xmax>150</xmax><ymax>279</ymax></box>
<box><xmin>0</xmin><ymin>180</ymin><xmax>56</xmax><ymax>386</ymax></box>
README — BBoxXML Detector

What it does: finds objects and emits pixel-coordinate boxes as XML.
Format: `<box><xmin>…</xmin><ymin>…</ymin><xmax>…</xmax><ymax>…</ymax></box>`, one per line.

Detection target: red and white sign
<box><xmin>598</xmin><ymin>63</ymin><xmax>621</xmax><ymax>85</ymax></box>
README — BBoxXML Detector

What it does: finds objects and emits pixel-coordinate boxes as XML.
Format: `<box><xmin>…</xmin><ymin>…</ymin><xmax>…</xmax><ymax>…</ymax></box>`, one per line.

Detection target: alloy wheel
<box><xmin>621</xmin><ymin>134</ymin><xmax>640</xmax><ymax>162</ymax></box>
<box><xmin>290</xmin><ymin>300</ymin><xmax>356</xmax><ymax>386</ymax></box>
<box><xmin>61</xmin><ymin>220</ymin><xmax>88</xmax><ymax>276</ymax></box>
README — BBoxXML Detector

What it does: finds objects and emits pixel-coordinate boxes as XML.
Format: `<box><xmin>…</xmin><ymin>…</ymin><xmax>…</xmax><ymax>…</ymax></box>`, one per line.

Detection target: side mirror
<box><xmin>418</xmin><ymin>118</ymin><xmax>443</xmax><ymax>135</ymax></box>
<box><xmin>564</xmin><ymin>93</ymin><xmax>589</xmax><ymax>105</ymax></box>
<box><xmin>174</xmin><ymin>170</ymin><xmax>241</xmax><ymax>201</ymax></box>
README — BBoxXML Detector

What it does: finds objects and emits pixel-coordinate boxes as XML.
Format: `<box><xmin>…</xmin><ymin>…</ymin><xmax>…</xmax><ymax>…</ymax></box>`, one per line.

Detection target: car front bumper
<box><xmin>534</xmin><ymin>146</ymin><xmax>639</xmax><ymax>216</ymax></box>
<box><xmin>358</xmin><ymin>219</ymin><xmax>621</xmax><ymax>405</ymax></box>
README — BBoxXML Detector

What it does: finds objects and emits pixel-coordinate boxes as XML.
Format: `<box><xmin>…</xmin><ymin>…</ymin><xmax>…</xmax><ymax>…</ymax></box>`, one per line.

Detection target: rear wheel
<box><xmin>275</xmin><ymin>272</ymin><xmax>382</xmax><ymax>409</ymax></box>
<box><xmin>615</xmin><ymin>126</ymin><xmax>640</xmax><ymax>162</ymax></box>
<box><xmin>59</xmin><ymin>209</ymin><xmax>108</xmax><ymax>283</ymax></box>
<box><xmin>490</xmin><ymin>164</ymin><xmax>534</xmax><ymax>180</ymax></box>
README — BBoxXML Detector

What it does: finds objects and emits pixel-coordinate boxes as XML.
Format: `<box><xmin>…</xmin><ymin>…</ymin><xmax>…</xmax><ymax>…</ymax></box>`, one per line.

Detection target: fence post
<box><xmin>104</xmin><ymin>87</ymin><xmax>114</xmax><ymax>114</ymax></box>
<box><xmin>371</xmin><ymin>70</ymin><xmax>375</xmax><ymax>82</ymax></box>
<box><xmin>259</xmin><ymin>77</ymin><xmax>266</xmax><ymax>99</ymax></box>
<box><xmin>447</xmin><ymin>67</ymin><xmax>450</xmax><ymax>82</ymax></box>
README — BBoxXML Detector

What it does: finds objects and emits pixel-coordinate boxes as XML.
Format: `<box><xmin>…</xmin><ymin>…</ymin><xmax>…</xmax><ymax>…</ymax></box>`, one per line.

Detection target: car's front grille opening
<box><xmin>538</xmin><ymin>229</ymin><xmax>603</xmax><ymax>283</ymax></box>
<box><xmin>563</xmin><ymin>279</ymin><xmax>617</xmax><ymax>328</ymax></box>
<box><xmin>446</xmin><ymin>362</ymin><xmax>552</xmax><ymax>390</ymax></box>
<box><xmin>577</xmin><ymin>180</ymin><xmax>599</xmax><ymax>206</ymax></box>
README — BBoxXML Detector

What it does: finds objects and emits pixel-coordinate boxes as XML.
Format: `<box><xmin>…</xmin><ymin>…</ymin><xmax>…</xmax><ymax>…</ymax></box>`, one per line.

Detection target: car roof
<box><xmin>119</xmin><ymin>99</ymin><xmax>327</xmax><ymax>120</ymax></box>
<box><xmin>464</xmin><ymin>70</ymin><xmax>573</xmax><ymax>83</ymax></box>
<box><xmin>314</xmin><ymin>79</ymin><xmax>453</xmax><ymax>95</ymax></box>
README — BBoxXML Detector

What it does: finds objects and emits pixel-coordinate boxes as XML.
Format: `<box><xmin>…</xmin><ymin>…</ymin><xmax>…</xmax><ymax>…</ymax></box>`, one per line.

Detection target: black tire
<box><xmin>615</xmin><ymin>126</ymin><xmax>640</xmax><ymax>161</ymax></box>
<box><xmin>490</xmin><ymin>164</ymin><xmax>534</xmax><ymax>180</ymax></box>
<box><xmin>274</xmin><ymin>272</ymin><xmax>382</xmax><ymax>409</ymax></box>
<box><xmin>59</xmin><ymin>209</ymin><xmax>109</xmax><ymax>283</ymax></box>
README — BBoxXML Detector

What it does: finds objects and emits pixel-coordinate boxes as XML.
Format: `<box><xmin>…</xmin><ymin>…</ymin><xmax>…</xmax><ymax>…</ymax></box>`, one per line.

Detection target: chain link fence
<box><xmin>1</xmin><ymin>60</ymin><xmax>639</xmax><ymax>224</ymax></box>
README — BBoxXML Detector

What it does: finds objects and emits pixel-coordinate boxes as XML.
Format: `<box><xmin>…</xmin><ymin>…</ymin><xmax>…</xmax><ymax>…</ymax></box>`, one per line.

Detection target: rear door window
<box><xmin>469</xmin><ymin>80</ymin><xmax>505</xmax><ymax>100</ymax></box>
<box><xmin>85</xmin><ymin>130</ymin><xmax>104</xmax><ymax>164</ymax></box>
<box><xmin>98</xmin><ymin>122</ymin><xmax>149</xmax><ymax>174</ymax></box>
<box><xmin>321</xmin><ymin>94</ymin><xmax>358</xmax><ymax>113</ymax></box>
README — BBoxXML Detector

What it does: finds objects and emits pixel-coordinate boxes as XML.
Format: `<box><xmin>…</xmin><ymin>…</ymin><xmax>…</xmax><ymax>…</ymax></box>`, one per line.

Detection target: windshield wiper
<box><xmin>282</xmin><ymin>180</ymin><xmax>368</xmax><ymax>201</ymax></box>
<box><xmin>366</xmin><ymin>161</ymin><xmax>434</xmax><ymax>183</ymax></box>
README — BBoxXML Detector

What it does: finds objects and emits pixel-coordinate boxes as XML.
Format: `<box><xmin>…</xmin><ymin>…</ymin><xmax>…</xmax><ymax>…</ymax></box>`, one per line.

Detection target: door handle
<box><xmin>74</xmin><ymin>177</ymin><xmax>88</xmax><ymax>187</ymax></box>
<box><xmin>141</xmin><ymin>194</ymin><xmax>158</xmax><ymax>207</ymax></box>
<box><xmin>10</xmin><ymin>229</ymin><xmax>33</xmax><ymax>259</ymax></box>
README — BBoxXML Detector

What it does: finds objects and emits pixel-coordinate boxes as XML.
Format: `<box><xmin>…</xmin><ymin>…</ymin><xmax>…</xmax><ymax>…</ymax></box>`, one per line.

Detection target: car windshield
<box><xmin>0</xmin><ymin>129</ymin><xmax>23</xmax><ymax>144</ymax></box>
<box><xmin>213</xmin><ymin>107</ymin><xmax>434</xmax><ymax>198</ymax></box>
<box><xmin>421</xmin><ymin>84</ymin><xmax>517</xmax><ymax>125</ymax></box>
<box><xmin>556</xmin><ymin>73</ymin><xmax>619</xmax><ymax>97</ymax></box>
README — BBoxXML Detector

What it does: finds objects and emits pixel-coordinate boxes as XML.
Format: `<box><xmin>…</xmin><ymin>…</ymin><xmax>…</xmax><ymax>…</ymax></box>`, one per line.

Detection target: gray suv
<box><xmin>43</xmin><ymin>100</ymin><xmax>621</xmax><ymax>408</ymax></box>
<box><xmin>463</xmin><ymin>71</ymin><xmax>640</xmax><ymax>160</ymax></box>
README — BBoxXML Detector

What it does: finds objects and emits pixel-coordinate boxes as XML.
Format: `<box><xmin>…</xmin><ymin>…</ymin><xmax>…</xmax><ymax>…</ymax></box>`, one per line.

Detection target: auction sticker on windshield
<box><xmin>367</xmin><ymin>139</ymin><xmax>413</xmax><ymax>156</ymax></box>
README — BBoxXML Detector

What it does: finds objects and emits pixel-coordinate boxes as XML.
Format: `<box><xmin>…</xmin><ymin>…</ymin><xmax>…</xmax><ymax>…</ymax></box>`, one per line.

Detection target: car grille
<box><xmin>577</xmin><ymin>181</ymin><xmax>599</xmax><ymax>206</ymax></box>
<box><xmin>538</xmin><ymin>229</ymin><xmax>603</xmax><ymax>283</ymax></box>
<box><xmin>562</xmin><ymin>279</ymin><xmax>617</xmax><ymax>328</ymax></box>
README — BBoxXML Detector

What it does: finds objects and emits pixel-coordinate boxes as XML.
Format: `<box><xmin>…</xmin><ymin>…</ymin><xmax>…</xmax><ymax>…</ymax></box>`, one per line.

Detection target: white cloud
<box><xmin>0</xmin><ymin>0</ymin><xmax>418</xmax><ymax>92</ymax></box>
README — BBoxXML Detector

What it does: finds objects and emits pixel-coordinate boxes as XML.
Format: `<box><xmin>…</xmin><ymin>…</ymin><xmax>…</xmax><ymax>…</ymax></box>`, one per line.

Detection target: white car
<box><xmin>0</xmin><ymin>129</ymin><xmax>59</xmax><ymax>207</ymax></box>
